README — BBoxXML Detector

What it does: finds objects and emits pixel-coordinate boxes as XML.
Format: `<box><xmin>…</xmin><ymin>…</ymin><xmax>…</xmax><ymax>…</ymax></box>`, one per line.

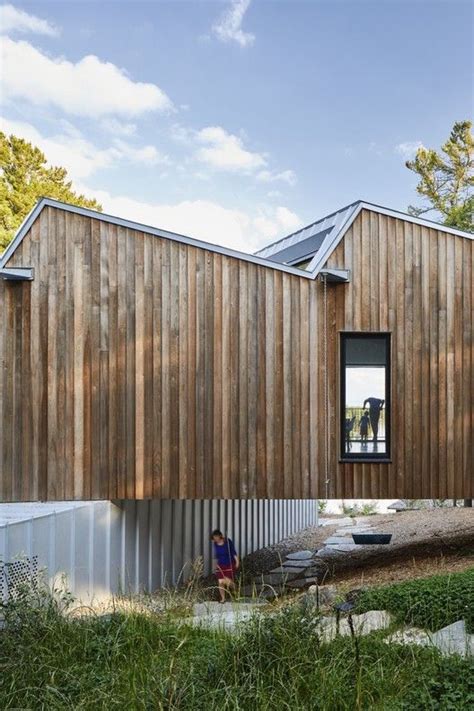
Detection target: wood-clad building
<box><xmin>1</xmin><ymin>198</ymin><xmax>472</xmax><ymax>501</ymax></box>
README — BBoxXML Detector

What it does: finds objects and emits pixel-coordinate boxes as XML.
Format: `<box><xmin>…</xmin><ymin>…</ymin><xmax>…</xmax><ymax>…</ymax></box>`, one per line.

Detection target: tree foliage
<box><xmin>406</xmin><ymin>120</ymin><xmax>474</xmax><ymax>232</ymax></box>
<box><xmin>0</xmin><ymin>132</ymin><xmax>102</xmax><ymax>251</ymax></box>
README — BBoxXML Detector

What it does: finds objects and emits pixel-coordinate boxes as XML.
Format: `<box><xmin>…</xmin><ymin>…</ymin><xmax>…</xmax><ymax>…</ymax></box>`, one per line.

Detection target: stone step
<box><xmin>282</xmin><ymin>559</ymin><xmax>315</xmax><ymax>568</ymax></box>
<box><xmin>324</xmin><ymin>536</ymin><xmax>356</xmax><ymax>545</ymax></box>
<box><xmin>286</xmin><ymin>576</ymin><xmax>319</xmax><ymax>590</ymax></box>
<box><xmin>286</xmin><ymin>550</ymin><xmax>315</xmax><ymax>561</ymax></box>
<box><xmin>270</xmin><ymin>565</ymin><xmax>308</xmax><ymax>575</ymax></box>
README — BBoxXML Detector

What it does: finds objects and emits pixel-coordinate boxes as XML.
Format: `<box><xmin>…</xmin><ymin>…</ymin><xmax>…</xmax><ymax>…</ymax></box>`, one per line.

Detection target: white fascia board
<box><xmin>0</xmin><ymin>198</ymin><xmax>315</xmax><ymax>279</ymax></box>
<box><xmin>0</xmin><ymin>200</ymin><xmax>45</xmax><ymax>269</ymax></box>
<box><xmin>2</xmin><ymin>198</ymin><xmax>471</xmax><ymax>282</ymax></box>
<box><xmin>308</xmin><ymin>201</ymin><xmax>474</xmax><ymax>276</ymax></box>
<box><xmin>307</xmin><ymin>203</ymin><xmax>362</xmax><ymax>275</ymax></box>
<box><xmin>0</xmin><ymin>267</ymin><xmax>34</xmax><ymax>281</ymax></box>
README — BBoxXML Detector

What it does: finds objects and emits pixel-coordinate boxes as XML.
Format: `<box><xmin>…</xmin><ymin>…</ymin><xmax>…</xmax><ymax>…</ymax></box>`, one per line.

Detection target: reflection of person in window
<box><xmin>345</xmin><ymin>416</ymin><xmax>356</xmax><ymax>451</ymax></box>
<box><xmin>363</xmin><ymin>398</ymin><xmax>384</xmax><ymax>442</ymax></box>
<box><xmin>359</xmin><ymin>410</ymin><xmax>370</xmax><ymax>447</ymax></box>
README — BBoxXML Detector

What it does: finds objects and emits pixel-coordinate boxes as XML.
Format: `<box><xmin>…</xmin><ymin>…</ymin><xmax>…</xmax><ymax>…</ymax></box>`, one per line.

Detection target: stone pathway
<box><xmin>315</xmin><ymin>516</ymin><xmax>391</xmax><ymax>558</ymax></box>
<box><xmin>186</xmin><ymin>598</ymin><xmax>473</xmax><ymax>656</ymax></box>
<box><xmin>238</xmin><ymin>516</ymin><xmax>391</xmax><ymax>599</ymax></box>
<box><xmin>187</xmin><ymin>600</ymin><xmax>266</xmax><ymax>630</ymax></box>
<box><xmin>385</xmin><ymin>619</ymin><xmax>474</xmax><ymax>658</ymax></box>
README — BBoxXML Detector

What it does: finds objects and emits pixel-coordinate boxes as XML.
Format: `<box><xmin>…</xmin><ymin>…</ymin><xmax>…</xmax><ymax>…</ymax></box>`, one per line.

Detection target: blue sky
<box><xmin>1</xmin><ymin>0</ymin><xmax>472</xmax><ymax>252</ymax></box>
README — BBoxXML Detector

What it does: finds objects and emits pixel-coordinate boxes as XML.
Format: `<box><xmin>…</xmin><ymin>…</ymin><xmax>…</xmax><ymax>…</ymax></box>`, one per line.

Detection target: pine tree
<box><xmin>406</xmin><ymin>120</ymin><xmax>473</xmax><ymax>232</ymax></box>
<box><xmin>0</xmin><ymin>132</ymin><xmax>102</xmax><ymax>251</ymax></box>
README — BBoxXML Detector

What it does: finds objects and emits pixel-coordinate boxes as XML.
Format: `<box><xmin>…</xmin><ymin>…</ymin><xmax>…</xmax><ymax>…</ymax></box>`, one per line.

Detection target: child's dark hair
<box><xmin>211</xmin><ymin>529</ymin><xmax>223</xmax><ymax>538</ymax></box>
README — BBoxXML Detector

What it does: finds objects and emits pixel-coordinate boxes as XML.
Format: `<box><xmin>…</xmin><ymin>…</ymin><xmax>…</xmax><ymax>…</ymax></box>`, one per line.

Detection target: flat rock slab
<box><xmin>432</xmin><ymin>620</ymin><xmax>474</xmax><ymax>658</ymax></box>
<box><xmin>189</xmin><ymin>600</ymin><xmax>267</xmax><ymax>630</ymax></box>
<box><xmin>316</xmin><ymin>610</ymin><xmax>392</xmax><ymax>642</ymax></box>
<box><xmin>334</xmin><ymin>527</ymin><xmax>372</xmax><ymax>535</ymax></box>
<box><xmin>315</xmin><ymin>547</ymin><xmax>346</xmax><ymax>558</ymax></box>
<box><xmin>325</xmin><ymin>536</ymin><xmax>356</xmax><ymax>545</ymax></box>
<box><xmin>270</xmin><ymin>565</ymin><xmax>307</xmax><ymax>575</ymax></box>
<box><xmin>286</xmin><ymin>550</ymin><xmax>315</xmax><ymax>561</ymax></box>
<box><xmin>385</xmin><ymin>627</ymin><xmax>432</xmax><ymax>648</ymax></box>
<box><xmin>281</xmin><ymin>559</ymin><xmax>314</xmax><ymax>568</ymax></box>
<box><xmin>332</xmin><ymin>543</ymin><xmax>358</xmax><ymax>552</ymax></box>
<box><xmin>194</xmin><ymin>601</ymin><xmax>265</xmax><ymax>616</ymax></box>
<box><xmin>257</xmin><ymin>573</ymin><xmax>294</xmax><ymax>586</ymax></box>
<box><xmin>386</xmin><ymin>620</ymin><xmax>474</xmax><ymax>657</ymax></box>
<box><xmin>319</xmin><ymin>517</ymin><xmax>354</xmax><ymax>528</ymax></box>
<box><xmin>286</xmin><ymin>577</ymin><xmax>319</xmax><ymax>589</ymax></box>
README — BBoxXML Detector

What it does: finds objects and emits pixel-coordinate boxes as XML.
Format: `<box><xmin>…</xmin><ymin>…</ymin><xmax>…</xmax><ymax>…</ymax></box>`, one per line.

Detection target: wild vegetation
<box><xmin>1</xmin><ymin>570</ymin><xmax>473</xmax><ymax>710</ymax></box>
<box><xmin>356</xmin><ymin>567</ymin><xmax>474</xmax><ymax>633</ymax></box>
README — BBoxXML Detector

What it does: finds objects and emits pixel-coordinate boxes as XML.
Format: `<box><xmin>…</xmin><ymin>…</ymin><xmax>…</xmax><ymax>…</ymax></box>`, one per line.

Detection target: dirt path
<box><xmin>242</xmin><ymin>508</ymin><xmax>474</xmax><ymax>588</ymax></box>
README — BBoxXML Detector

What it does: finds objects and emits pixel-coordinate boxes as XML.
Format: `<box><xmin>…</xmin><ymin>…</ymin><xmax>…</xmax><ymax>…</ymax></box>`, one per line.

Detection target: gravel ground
<box><xmin>242</xmin><ymin>508</ymin><xmax>474</xmax><ymax>584</ymax></box>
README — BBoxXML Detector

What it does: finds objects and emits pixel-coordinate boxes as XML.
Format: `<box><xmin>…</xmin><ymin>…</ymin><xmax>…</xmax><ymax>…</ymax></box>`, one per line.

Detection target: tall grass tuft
<box><xmin>1</xmin><ymin>583</ymin><xmax>473</xmax><ymax>709</ymax></box>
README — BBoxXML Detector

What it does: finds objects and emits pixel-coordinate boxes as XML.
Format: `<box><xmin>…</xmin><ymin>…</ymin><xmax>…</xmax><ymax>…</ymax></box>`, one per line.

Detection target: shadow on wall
<box><xmin>0</xmin><ymin>499</ymin><xmax>318</xmax><ymax>604</ymax></box>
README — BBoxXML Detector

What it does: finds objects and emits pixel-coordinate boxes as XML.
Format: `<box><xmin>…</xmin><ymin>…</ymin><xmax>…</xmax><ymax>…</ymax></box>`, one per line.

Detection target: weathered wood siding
<box><xmin>325</xmin><ymin>210</ymin><xmax>473</xmax><ymax>498</ymax></box>
<box><xmin>1</xmin><ymin>206</ymin><xmax>472</xmax><ymax>500</ymax></box>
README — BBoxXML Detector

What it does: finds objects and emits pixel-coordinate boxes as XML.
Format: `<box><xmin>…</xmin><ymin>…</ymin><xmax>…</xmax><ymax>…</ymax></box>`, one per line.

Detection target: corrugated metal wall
<box><xmin>0</xmin><ymin>499</ymin><xmax>317</xmax><ymax>603</ymax></box>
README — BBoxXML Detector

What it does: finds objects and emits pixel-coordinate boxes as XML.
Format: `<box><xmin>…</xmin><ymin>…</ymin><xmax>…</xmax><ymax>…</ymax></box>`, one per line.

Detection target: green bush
<box><xmin>356</xmin><ymin>568</ymin><xmax>474</xmax><ymax>632</ymax></box>
<box><xmin>1</xmin><ymin>591</ymin><xmax>473</xmax><ymax>709</ymax></box>
<box><xmin>341</xmin><ymin>501</ymin><xmax>378</xmax><ymax>516</ymax></box>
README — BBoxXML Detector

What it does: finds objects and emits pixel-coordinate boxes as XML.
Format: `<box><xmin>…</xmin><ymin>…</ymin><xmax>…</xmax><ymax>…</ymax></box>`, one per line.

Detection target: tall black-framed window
<box><xmin>340</xmin><ymin>333</ymin><xmax>391</xmax><ymax>461</ymax></box>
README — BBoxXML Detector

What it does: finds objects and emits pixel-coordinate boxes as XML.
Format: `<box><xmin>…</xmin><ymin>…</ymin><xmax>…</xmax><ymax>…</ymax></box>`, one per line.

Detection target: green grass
<box><xmin>355</xmin><ymin>567</ymin><xmax>474</xmax><ymax>633</ymax></box>
<box><xmin>1</xmin><ymin>589</ymin><xmax>473</xmax><ymax>710</ymax></box>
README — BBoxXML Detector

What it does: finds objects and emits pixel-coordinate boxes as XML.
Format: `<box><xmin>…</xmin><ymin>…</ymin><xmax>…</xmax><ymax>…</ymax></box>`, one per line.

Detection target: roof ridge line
<box><xmin>255</xmin><ymin>199</ymin><xmax>362</xmax><ymax>254</ymax></box>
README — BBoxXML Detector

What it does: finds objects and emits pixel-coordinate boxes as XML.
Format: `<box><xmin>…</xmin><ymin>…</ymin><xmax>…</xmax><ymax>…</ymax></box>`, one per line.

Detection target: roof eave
<box><xmin>0</xmin><ymin>198</ymin><xmax>318</xmax><ymax>279</ymax></box>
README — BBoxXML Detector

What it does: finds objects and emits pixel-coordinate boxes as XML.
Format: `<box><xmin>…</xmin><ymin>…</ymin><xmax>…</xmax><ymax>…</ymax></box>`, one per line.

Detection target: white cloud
<box><xmin>395</xmin><ymin>141</ymin><xmax>424</xmax><ymax>159</ymax></box>
<box><xmin>256</xmin><ymin>169</ymin><xmax>297</xmax><ymax>186</ymax></box>
<box><xmin>212</xmin><ymin>0</ymin><xmax>255</xmax><ymax>47</ymax></box>
<box><xmin>195</xmin><ymin>125</ymin><xmax>265</xmax><ymax>172</ymax></box>
<box><xmin>274</xmin><ymin>206</ymin><xmax>302</xmax><ymax>231</ymax></box>
<box><xmin>1</xmin><ymin>36</ymin><xmax>173</xmax><ymax>117</ymax></box>
<box><xmin>0</xmin><ymin>3</ymin><xmax>59</xmax><ymax>36</ymax></box>
<box><xmin>0</xmin><ymin>116</ymin><xmax>167</xmax><ymax>181</ymax></box>
<box><xmin>77</xmin><ymin>186</ymin><xmax>302</xmax><ymax>254</ymax></box>
<box><xmin>100</xmin><ymin>118</ymin><xmax>137</xmax><ymax>137</ymax></box>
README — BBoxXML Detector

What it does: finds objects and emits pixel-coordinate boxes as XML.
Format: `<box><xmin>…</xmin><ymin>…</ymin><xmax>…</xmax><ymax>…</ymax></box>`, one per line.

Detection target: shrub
<box><xmin>356</xmin><ymin>568</ymin><xmax>474</xmax><ymax>632</ymax></box>
<box><xmin>341</xmin><ymin>501</ymin><xmax>378</xmax><ymax>516</ymax></box>
<box><xmin>1</xmin><ymin>586</ymin><xmax>473</xmax><ymax>709</ymax></box>
<box><xmin>317</xmin><ymin>500</ymin><xmax>328</xmax><ymax>514</ymax></box>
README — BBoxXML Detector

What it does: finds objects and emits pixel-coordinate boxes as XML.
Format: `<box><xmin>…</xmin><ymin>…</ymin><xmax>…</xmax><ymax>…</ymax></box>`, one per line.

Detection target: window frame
<box><xmin>339</xmin><ymin>332</ymin><xmax>391</xmax><ymax>463</ymax></box>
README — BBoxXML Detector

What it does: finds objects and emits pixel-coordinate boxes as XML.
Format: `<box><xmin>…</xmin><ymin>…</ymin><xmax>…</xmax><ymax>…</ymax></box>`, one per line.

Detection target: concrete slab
<box><xmin>432</xmin><ymin>620</ymin><xmax>474</xmax><ymax>658</ymax></box>
<box><xmin>316</xmin><ymin>610</ymin><xmax>392</xmax><ymax>642</ymax></box>
<box><xmin>385</xmin><ymin>627</ymin><xmax>432</xmax><ymax>648</ymax></box>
